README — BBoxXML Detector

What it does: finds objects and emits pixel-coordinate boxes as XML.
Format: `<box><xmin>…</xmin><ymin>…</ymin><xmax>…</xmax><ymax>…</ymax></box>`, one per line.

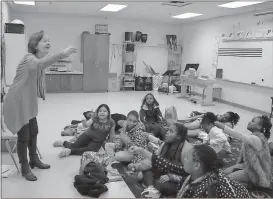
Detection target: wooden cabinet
<box><xmin>71</xmin><ymin>75</ymin><xmax>83</xmax><ymax>91</ymax></box>
<box><xmin>46</xmin><ymin>75</ymin><xmax>61</xmax><ymax>93</ymax></box>
<box><xmin>82</xmin><ymin>34</ymin><xmax>109</xmax><ymax>92</ymax></box>
<box><xmin>60</xmin><ymin>75</ymin><xmax>71</xmax><ymax>91</ymax></box>
<box><xmin>46</xmin><ymin>74</ymin><xmax>83</xmax><ymax>93</ymax></box>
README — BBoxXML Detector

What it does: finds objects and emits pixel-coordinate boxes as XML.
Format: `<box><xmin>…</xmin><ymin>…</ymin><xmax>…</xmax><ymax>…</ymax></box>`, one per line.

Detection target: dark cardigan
<box><xmin>140</xmin><ymin>106</ymin><xmax>163</xmax><ymax>123</ymax></box>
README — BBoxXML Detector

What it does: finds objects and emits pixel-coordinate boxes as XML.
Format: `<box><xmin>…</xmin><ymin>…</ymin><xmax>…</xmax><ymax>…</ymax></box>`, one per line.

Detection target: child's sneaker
<box><xmin>58</xmin><ymin>148</ymin><xmax>71</xmax><ymax>158</ymax></box>
<box><xmin>53</xmin><ymin>140</ymin><xmax>64</xmax><ymax>147</ymax></box>
<box><xmin>108</xmin><ymin>174</ymin><xmax>123</xmax><ymax>182</ymax></box>
<box><xmin>141</xmin><ymin>186</ymin><xmax>161</xmax><ymax>198</ymax></box>
<box><xmin>106</xmin><ymin>162</ymin><xmax>120</xmax><ymax>176</ymax></box>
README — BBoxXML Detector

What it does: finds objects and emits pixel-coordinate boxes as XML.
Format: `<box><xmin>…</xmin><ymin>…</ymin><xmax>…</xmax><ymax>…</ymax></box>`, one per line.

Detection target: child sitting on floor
<box><xmin>185</xmin><ymin>111</ymin><xmax>240</xmax><ymax>140</ymax></box>
<box><xmin>138</xmin><ymin>122</ymin><xmax>192</xmax><ymax>198</ymax></box>
<box><xmin>215</xmin><ymin>115</ymin><xmax>272</xmax><ymax>188</ymax></box>
<box><xmin>129</xmin><ymin>144</ymin><xmax>249</xmax><ymax>198</ymax></box>
<box><xmin>105</xmin><ymin>110</ymin><xmax>162</xmax><ymax>174</ymax></box>
<box><xmin>61</xmin><ymin>111</ymin><xmax>95</xmax><ymax>138</ymax></box>
<box><xmin>200</xmin><ymin>112</ymin><xmax>231</xmax><ymax>154</ymax></box>
<box><xmin>140</xmin><ymin>93</ymin><xmax>165</xmax><ymax>140</ymax></box>
<box><xmin>54</xmin><ymin>104</ymin><xmax>116</xmax><ymax>158</ymax></box>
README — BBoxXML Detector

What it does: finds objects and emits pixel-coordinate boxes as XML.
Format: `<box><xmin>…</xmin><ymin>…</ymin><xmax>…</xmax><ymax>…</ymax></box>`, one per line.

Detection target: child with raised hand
<box><xmin>55</xmin><ymin>104</ymin><xmax>115</xmax><ymax>158</ymax></box>
<box><xmin>139</xmin><ymin>93</ymin><xmax>164</xmax><ymax>140</ymax></box>
<box><xmin>185</xmin><ymin>111</ymin><xmax>240</xmax><ymax>138</ymax></box>
<box><xmin>200</xmin><ymin>112</ymin><xmax>231</xmax><ymax>153</ymax></box>
<box><xmin>215</xmin><ymin>115</ymin><xmax>272</xmax><ymax>188</ymax></box>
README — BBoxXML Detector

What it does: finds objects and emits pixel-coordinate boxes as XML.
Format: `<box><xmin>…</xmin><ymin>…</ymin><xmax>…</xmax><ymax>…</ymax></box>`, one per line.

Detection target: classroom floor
<box><xmin>1</xmin><ymin>91</ymin><xmax>267</xmax><ymax>198</ymax></box>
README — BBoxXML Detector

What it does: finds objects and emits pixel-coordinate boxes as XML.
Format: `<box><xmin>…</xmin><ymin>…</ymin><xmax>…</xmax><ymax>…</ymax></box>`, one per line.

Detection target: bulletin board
<box><xmin>217</xmin><ymin>40</ymin><xmax>273</xmax><ymax>87</ymax></box>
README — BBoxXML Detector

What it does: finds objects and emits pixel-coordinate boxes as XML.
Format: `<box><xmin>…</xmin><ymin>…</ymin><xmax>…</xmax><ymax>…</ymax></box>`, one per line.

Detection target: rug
<box><xmin>112</xmin><ymin>162</ymin><xmax>146</xmax><ymax>198</ymax></box>
<box><xmin>114</xmin><ymin>139</ymin><xmax>273</xmax><ymax>198</ymax></box>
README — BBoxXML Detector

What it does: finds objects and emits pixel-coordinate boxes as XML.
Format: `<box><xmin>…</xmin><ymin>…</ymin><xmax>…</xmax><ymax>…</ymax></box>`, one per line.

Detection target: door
<box><xmin>83</xmin><ymin>34</ymin><xmax>109</xmax><ymax>92</ymax></box>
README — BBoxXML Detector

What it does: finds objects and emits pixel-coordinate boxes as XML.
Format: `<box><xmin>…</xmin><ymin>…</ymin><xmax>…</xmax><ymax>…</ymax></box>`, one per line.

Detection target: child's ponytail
<box><xmin>259</xmin><ymin>115</ymin><xmax>272</xmax><ymax>139</ymax></box>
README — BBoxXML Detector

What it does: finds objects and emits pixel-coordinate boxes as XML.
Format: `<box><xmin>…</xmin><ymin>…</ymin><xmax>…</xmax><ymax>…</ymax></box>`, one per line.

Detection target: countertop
<box><xmin>45</xmin><ymin>71</ymin><xmax>83</xmax><ymax>75</ymax></box>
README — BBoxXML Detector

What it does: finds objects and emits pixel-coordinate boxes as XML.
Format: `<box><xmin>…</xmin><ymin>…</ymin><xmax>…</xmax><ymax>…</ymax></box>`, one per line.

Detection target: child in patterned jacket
<box><xmin>105</xmin><ymin>110</ymin><xmax>162</xmax><ymax>173</ymax></box>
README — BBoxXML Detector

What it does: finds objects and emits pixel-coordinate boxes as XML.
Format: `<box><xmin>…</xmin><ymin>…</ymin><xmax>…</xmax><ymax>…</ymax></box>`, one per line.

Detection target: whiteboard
<box><xmin>4</xmin><ymin>33</ymin><xmax>27</xmax><ymax>85</ymax></box>
<box><xmin>217</xmin><ymin>41</ymin><xmax>273</xmax><ymax>87</ymax></box>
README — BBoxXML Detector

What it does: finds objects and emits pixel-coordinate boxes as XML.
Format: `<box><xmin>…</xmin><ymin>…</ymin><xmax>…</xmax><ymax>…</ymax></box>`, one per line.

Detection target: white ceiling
<box><xmin>8</xmin><ymin>0</ymin><xmax>273</xmax><ymax>24</ymax></box>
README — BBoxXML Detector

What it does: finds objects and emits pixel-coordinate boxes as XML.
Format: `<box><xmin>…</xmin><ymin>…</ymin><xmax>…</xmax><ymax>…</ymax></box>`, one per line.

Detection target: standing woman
<box><xmin>3</xmin><ymin>30</ymin><xmax>77</xmax><ymax>181</ymax></box>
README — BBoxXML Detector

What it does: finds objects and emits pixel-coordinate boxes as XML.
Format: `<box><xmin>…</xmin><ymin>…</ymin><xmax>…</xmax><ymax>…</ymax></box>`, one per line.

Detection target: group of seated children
<box><xmin>53</xmin><ymin>92</ymin><xmax>273</xmax><ymax>198</ymax></box>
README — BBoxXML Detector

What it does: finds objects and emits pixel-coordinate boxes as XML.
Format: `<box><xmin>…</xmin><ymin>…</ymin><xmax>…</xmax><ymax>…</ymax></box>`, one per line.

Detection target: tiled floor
<box><xmin>1</xmin><ymin>91</ymin><xmax>269</xmax><ymax>198</ymax></box>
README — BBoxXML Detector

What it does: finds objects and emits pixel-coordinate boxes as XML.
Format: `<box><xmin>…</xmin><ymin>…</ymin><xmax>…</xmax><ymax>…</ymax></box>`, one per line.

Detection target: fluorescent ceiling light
<box><xmin>218</xmin><ymin>1</ymin><xmax>263</xmax><ymax>8</ymax></box>
<box><xmin>172</xmin><ymin>13</ymin><xmax>203</xmax><ymax>19</ymax></box>
<box><xmin>13</xmin><ymin>1</ymin><xmax>35</xmax><ymax>6</ymax></box>
<box><xmin>100</xmin><ymin>4</ymin><xmax>127</xmax><ymax>12</ymax></box>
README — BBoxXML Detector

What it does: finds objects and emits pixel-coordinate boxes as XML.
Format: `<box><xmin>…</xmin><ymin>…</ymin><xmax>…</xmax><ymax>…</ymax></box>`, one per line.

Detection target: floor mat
<box><xmin>111</xmin><ymin>162</ymin><xmax>145</xmax><ymax>198</ymax></box>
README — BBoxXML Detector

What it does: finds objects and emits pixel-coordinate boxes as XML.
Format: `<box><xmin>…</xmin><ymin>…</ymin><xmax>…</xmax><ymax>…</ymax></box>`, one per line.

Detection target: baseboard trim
<box><xmin>191</xmin><ymin>92</ymin><xmax>270</xmax><ymax>116</ymax></box>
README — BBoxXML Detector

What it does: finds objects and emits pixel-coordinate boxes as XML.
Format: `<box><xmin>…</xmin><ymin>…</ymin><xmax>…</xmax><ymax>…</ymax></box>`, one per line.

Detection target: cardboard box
<box><xmin>108</xmin><ymin>78</ymin><xmax>120</xmax><ymax>92</ymax></box>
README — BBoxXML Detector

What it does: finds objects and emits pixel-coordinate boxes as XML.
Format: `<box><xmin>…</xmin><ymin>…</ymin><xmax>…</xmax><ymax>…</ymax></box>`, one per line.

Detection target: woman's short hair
<box><xmin>28</xmin><ymin>30</ymin><xmax>44</xmax><ymax>54</ymax></box>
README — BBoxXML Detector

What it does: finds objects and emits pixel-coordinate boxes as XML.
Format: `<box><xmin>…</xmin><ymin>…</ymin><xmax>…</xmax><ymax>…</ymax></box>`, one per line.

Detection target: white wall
<box><xmin>1</xmin><ymin>1</ymin><xmax>11</xmax><ymax>88</ymax></box>
<box><xmin>12</xmin><ymin>12</ymin><xmax>180</xmax><ymax>75</ymax></box>
<box><xmin>180</xmin><ymin>12</ymin><xmax>273</xmax><ymax>113</ymax></box>
<box><xmin>1</xmin><ymin>1</ymin><xmax>11</xmax><ymax>34</ymax></box>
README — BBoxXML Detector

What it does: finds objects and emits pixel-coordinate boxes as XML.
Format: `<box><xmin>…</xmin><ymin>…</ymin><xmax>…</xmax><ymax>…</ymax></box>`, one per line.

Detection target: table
<box><xmin>179</xmin><ymin>75</ymin><xmax>216</xmax><ymax>106</ymax></box>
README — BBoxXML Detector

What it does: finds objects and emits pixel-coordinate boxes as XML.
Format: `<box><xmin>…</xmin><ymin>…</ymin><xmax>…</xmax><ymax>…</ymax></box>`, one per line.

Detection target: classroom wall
<box><xmin>1</xmin><ymin>1</ymin><xmax>11</xmax><ymax>87</ymax></box>
<box><xmin>12</xmin><ymin>12</ymin><xmax>180</xmax><ymax>76</ymax></box>
<box><xmin>180</xmin><ymin>12</ymin><xmax>273</xmax><ymax>113</ymax></box>
<box><xmin>1</xmin><ymin>1</ymin><xmax>11</xmax><ymax>34</ymax></box>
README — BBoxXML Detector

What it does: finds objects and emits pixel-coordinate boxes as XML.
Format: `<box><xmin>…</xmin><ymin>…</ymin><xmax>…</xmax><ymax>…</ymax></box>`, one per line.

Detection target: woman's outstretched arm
<box><xmin>28</xmin><ymin>46</ymin><xmax>76</xmax><ymax>70</ymax></box>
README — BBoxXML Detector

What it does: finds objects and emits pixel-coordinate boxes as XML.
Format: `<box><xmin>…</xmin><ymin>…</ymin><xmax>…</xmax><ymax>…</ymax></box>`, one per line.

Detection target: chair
<box><xmin>1</xmin><ymin>131</ymin><xmax>43</xmax><ymax>174</ymax></box>
<box><xmin>270</xmin><ymin>97</ymin><xmax>273</xmax><ymax>118</ymax></box>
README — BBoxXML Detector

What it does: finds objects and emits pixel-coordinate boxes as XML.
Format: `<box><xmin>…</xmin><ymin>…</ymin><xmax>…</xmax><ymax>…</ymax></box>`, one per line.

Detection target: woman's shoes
<box><xmin>29</xmin><ymin>154</ymin><xmax>50</xmax><ymax>169</ymax></box>
<box><xmin>21</xmin><ymin>162</ymin><xmax>37</xmax><ymax>181</ymax></box>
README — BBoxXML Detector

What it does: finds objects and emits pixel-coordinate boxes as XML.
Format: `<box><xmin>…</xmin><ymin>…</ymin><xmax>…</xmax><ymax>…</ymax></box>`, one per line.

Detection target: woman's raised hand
<box><xmin>63</xmin><ymin>46</ymin><xmax>77</xmax><ymax>57</ymax></box>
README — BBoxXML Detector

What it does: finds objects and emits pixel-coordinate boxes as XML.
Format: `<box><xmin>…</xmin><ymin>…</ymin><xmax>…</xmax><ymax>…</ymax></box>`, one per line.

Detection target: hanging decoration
<box><xmin>211</xmin><ymin>36</ymin><xmax>220</xmax><ymax>78</ymax></box>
